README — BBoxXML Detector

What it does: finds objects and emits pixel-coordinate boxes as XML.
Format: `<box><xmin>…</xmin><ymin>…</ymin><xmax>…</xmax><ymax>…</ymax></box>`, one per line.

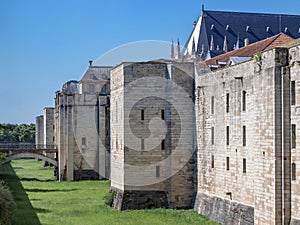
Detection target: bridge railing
<box><xmin>0</xmin><ymin>143</ymin><xmax>58</xmax><ymax>150</ymax></box>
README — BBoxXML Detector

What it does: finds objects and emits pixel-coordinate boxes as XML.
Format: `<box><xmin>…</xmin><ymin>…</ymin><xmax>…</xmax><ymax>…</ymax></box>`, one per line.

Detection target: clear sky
<box><xmin>1</xmin><ymin>0</ymin><xmax>300</xmax><ymax>124</ymax></box>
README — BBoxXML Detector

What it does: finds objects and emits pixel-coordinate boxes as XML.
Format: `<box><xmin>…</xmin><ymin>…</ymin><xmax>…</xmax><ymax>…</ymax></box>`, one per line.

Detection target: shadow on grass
<box><xmin>34</xmin><ymin>207</ymin><xmax>51</xmax><ymax>213</ymax></box>
<box><xmin>25</xmin><ymin>188</ymin><xmax>77</xmax><ymax>193</ymax></box>
<box><xmin>0</xmin><ymin>163</ymin><xmax>41</xmax><ymax>225</ymax></box>
<box><xmin>20</xmin><ymin>178</ymin><xmax>55</xmax><ymax>182</ymax></box>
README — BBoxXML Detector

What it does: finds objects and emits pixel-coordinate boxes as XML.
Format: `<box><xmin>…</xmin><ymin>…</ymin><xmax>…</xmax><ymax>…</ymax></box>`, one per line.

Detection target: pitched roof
<box><xmin>80</xmin><ymin>66</ymin><xmax>112</xmax><ymax>83</ymax></box>
<box><xmin>280</xmin><ymin>38</ymin><xmax>300</xmax><ymax>48</ymax></box>
<box><xmin>205</xmin><ymin>33</ymin><xmax>294</xmax><ymax>66</ymax></box>
<box><xmin>184</xmin><ymin>8</ymin><xmax>300</xmax><ymax>59</ymax></box>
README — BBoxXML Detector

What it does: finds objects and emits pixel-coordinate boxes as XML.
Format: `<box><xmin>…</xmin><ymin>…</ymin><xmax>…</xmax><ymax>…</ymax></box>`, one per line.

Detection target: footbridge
<box><xmin>0</xmin><ymin>143</ymin><xmax>58</xmax><ymax>167</ymax></box>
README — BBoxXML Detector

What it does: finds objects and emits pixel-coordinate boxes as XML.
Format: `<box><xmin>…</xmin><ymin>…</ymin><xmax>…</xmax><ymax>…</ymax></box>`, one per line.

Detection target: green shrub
<box><xmin>103</xmin><ymin>190</ymin><xmax>115</xmax><ymax>207</ymax></box>
<box><xmin>0</xmin><ymin>180</ymin><xmax>16</xmax><ymax>225</ymax></box>
<box><xmin>0</xmin><ymin>152</ymin><xmax>6</xmax><ymax>163</ymax></box>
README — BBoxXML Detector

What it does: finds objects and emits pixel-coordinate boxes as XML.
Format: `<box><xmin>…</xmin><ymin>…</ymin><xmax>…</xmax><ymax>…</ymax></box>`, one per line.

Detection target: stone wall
<box><xmin>195</xmin><ymin>48</ymin><xmax>290</xmax><ymax>224</ymax></box>
<box><xmin>110</xmin><ymin>61</ymin><xmax>196</xmax><ymax>209</ymax></box>
<box><xmin>194</xmin><ymin>193</ymin><xmax>254</xmax><ymax>225</ymax></box>
<box><xmin>43</xmin><ymin>107</ymin><xmax>54</xmax><ymax>147</ymax></box>
<box><xmin>35</xmin><ymin>115</ymin><xmax>44</xmax><ymax>147</ymax></box>
<box><xmin>290</xmin><ymin>43</ymin><xmax>300</xmax><ymax>224</ymax></box>
<box><xmin>54</xmin><ymin>66</ymin><xmax>111</xmax><ymax>181</ymax></box>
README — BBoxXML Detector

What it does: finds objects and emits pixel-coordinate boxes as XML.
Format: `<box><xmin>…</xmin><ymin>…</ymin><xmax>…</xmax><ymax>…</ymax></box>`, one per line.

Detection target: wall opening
<box><xmin>82</xmin><ymin>137</ymin><xmax>86</xmax><ymax>146</ymax></box>
<box><xmin>242</xmin><ymin>90</ymin><xmax>246</xmax><ymax>111</ymax></box>
<box><xmin>243</xmin><ymin>125</ymin><xmax>246</xmax><ymax>146</ymax></box>
<box><xmin>141</xmin><ymin>139</ymin><xmax>145</xmax><ymax>150</ymax></box>
<box><xmin>156</xmin><ymin>166</ymin><xmax>160</xmax><ymax>178</ymax></box>
<box><xmin>211</xmin><ymin>96</ymin><xmax>214</xmax><ymax>114</ymax></box>
<box><xmin>161</xmin><ymin>109</ymin><xmax>165</xmax><ymax>120</ymax></box>
<box><xmin>226</xmin><ymin>126</ymin><xmax>229</xmax><ymax>145</ymax></box>
<box><xmin>291</xmin><ymin>80</ymin><xmax>295</xmax><ymax>105</ymax></box>
<box><xmin>226</xmin><ymin>157</ymin><xmax>230</xmax><ymax>170</ymax></box>
<box><xmin>211</xmin><ymin>127</ymin><xmax>214</xmax><ymax>145</ymax></box>
<box><xmin>161</xmin><ymin>139</ymin><xmax>165</xmax><ymax>150</ymax></box>
<box><xmin>292</xmin><ymin>124</ymin><xmax>296</xmax><ymax>149</ymax></box>
<box><xmin>226</xmin><ymin>93</ymin><xmax>229</xmax><ymax>113</ymax></box>
<box><xmin>141</xmin><ymin>109</ymin><xmax>144</xmax><ymax>121</ymax></box>
<box><xmin>292</xmin><ymin>163</ymin><xmax>296</xmax><ymax>181</ymax></box>
<box><xmin>243</xmin><ymin>158</ymin><xmax>246</xmax><ymax>173</ymax></box>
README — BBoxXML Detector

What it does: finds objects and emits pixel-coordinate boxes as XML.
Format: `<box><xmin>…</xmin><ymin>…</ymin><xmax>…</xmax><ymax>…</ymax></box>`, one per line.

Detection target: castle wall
<box><xmin>110</xmin><ymin>61</ymin><xmax>196</xmax><ymax>210</ymax></box>
<box><xmin>195</xmin><ymin>48</ymin><xmax>290</xmax><ymax>225</ymax></box>
<box><xmin>54</xmin><ymin>66</ymin><xmax>111</xmax><ymax>181</ymax></box>
<box><xmin>290</xmin><ymin>44</ymin><xmax>300</xmax><ymax>224</ymax></box>
<box><xmin>43</xmin><ymin>107</ymin><xmax>54</xmax><ymax>147</ymax></box>
<box><xmin>35</xmin><ymin>115</ymin><xmax>44</xmax><ymax>147</ymax></box>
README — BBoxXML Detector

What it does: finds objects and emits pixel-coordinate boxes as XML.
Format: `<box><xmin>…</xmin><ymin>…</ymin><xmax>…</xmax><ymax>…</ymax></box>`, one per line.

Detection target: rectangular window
<box><xmin>89</xmin><ymin>84</ymin><xmax>95</xmax><ymax>94</ymax></box>
<box><xmin>226</xmin><ymin>93</ymin><xmax>230</xmax><ymax>113</ymax></box>
<box><xmin>211</xmin><ymin>155</ymin><xmax>215</xmax><ymax>169</ymax></box>
<box><xmin>292</xmin><ymin>124</ymin><xmax>296</xmax><ymax>149</ymax></box>
<box><xmin>242</xmin><ymin>91</ymin><xmax>246</xmax><ymax>111</ymax></box>
<box><xmin>226</xmin><ymin>157</ymin><xmax>230</xmax><ymax>171</ymax></box>
<box><xmin>291</xmin><ymin>80</ymin><xmax>296</xmax><ymax>105</ymax></box>
<box><xmin>161</xmin><ymin>139</ymin><xmax>165</xmax><ymax>150</ymax></box>
<box><xmin>211</xmin><ymin>127</ymin><xmax>214</xmax><ymax>145</ymax></box>
<box><xmin>243</xmin><ymin>158</ymin><xmax>246</xmax><ymax>173</ymax></box>
<box><xmin>226</xmin><ymin>126</ymin><xmax>229</xmax><ymax>146</ymax></box>
<box><xmin>141</xmin><ymin>139</ymin><xmax>145</xmax><ymax>150</ymax></box>
<box><xmin>243</xmin><ymin>126</ymin><xmax>246</xmax><ymax>146</ymax></box>
<box><xmin>211</xmin><ymin>96</ymin><xmax>214</xmax><ymax>114</ymax></box>
<box><xmin>292</xmin><ymin>163</ymin><xmax>296</xmax><ymax>181</ymax></box>
<box><xmin>161</xmin><ymin>109</ymin><xmax>165</xmax><ymax>120</ymax></box>
<box><xmin>156</xmin><ymin>166</ymin><xmax>160</xmax><ymax>178</ymax></box>
<box><xmin>82</xmin><ymin>137</ymin><xmax>86</xmax><ymax>146</ymax></box>
<box><xmin>141</xmin><ymin>109</ymin><xmax>144</xmax><ymax>121</ymax></box>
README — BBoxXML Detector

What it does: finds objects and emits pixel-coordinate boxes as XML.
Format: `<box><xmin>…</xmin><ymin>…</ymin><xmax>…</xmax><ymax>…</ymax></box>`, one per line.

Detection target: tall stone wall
<box><xmin>110</xmin><ymin>61</ymin><xmax>196</xmax><ymax>210</ymax></box>
<box><xmin>54</xmin><ymin>66</ymin><xmax>111</xmax><ymax>181</ymax></box>
<box><xmin>290</xmin><ymin>43</ymin><xmax>300</xmax><ymax>224</ymax></box>
<box><xmin>43</xmin><ymin>107</ymin><xmax>54</xmax><ymax>147</ymax></box>
<box><xmin>195</xmin><ymin>48</ymin><xmax>290</xmax><ymax>224</ymax></box>
<box><xmin>35</xmin><ymin>115</ymin><xmax>44</xmax><ymax>147</ymax></box>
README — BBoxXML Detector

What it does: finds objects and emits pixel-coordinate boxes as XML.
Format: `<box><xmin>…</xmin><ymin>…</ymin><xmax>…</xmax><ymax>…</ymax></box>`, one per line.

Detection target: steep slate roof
<box><xmin>205</xmin><ymin>33</ymin><xmax>294</xmax><ymax>67</ymax></box>
<box><xmin>184</xmin><ymin>6</ymin><xmax>300</xmax><ymax>59</ymax></box>
<box><xmin>80</xmin><ymin>65</ymin><xmax>112</xmax><ymax>83</ymax></box>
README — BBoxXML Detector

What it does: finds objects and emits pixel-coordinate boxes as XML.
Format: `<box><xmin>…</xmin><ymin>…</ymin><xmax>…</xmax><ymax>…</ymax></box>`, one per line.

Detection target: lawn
<box><xmin>0</xmin><ymin>159</ymin><xmax>219</xmax><ymax>225</ymax></box>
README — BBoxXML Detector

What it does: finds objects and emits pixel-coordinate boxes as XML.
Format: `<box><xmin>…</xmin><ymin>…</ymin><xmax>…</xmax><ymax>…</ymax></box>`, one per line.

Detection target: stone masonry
<box><xmin>194</xmin><ymin>44</ymin><xmax>300</xmax><ymax>225</ymax></box>
<box><xmin>54</xmin><ymin>64</ymin><xmax>112</xmax><ymax>181</ymax></box>
<box><xmin>110</xmin><ymin>61</ymin><xmax>196</xmax><ymax>209</ymax></box>
<box><xmin>35</xmin><ymin>115</ymin><xmax>44</xmax><ymax>147</ymax></box>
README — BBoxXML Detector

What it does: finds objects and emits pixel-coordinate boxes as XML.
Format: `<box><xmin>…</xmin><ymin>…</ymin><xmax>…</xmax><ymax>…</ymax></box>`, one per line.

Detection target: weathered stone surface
<box><xmin>73</xmin><ymin>170</ymin><xmax>99</xmax><ymax>181</ymax></box>
<box><xmin>111</xmin><ymin>187</ymin><xmax>169</xmax><ymax>210</ymax></box>
<box><xmin>110</xmin><ymin>61</ymin><xmax>196</xmax><ymax>209</ymax></box>
<box><xmin>195</xmin><ymin>193</ymin><xmax>254</xmax><ymax>225</ymax></box>
<box><xmin>291</xmin><ymin>218</ymin><xmax>300</xmax><ymax>225</ymax></box>
<box><xmin>54</xmin><ymin>66</ymin><xmax>112</xmax><ymax>181</ymax></box>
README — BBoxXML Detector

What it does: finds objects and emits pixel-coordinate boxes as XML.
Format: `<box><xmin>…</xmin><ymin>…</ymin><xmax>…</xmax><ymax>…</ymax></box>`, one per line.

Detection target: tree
<box><xmin>0</xmin><ymin>123</ymin><xmax>35</xmax><ymax>143</ymax></box>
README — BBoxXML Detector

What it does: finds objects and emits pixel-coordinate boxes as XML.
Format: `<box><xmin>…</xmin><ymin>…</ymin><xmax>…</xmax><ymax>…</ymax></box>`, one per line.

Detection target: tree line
<box><xmin>0</xmin><ymin>123</ymin><xmax>35</xmax><ymax>143</ymax></box>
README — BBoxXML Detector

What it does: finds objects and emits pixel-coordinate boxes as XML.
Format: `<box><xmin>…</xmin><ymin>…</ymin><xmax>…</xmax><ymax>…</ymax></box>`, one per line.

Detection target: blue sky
<box><xmin>1</xmin><ymin>0</ymin><xmax>300</xmax><ymax>124</ymax></box>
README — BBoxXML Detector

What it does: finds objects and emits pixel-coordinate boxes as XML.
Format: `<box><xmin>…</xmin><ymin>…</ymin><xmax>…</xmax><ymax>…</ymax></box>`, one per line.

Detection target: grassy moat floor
<box><xmin>0</xmin><ymin>159</ymin><xmax>219</xmax><ymax>225</ymax></box>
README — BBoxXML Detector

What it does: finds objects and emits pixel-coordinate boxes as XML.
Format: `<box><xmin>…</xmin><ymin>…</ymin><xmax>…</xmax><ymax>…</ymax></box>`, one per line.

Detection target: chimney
<box><xmin>89</xmin><ymin>60</ymin><xmax>93</xmax><ymax>66</ymax></box>
<box><xmin>244</xmin><ymin>38</ymin><xmax>249</xmax><ymax>47</ymax></box>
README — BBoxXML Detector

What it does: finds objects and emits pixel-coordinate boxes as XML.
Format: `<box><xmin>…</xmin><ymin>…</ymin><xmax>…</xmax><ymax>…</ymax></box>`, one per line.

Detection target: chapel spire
<box><xmin>170</xmin><ymin>40</ymin><xmax>175</xmax><ymax>59</ymax></box>
<box><xmin>223</xmin><ymin>35</ymin><xmax>228</xmax><ymax>52</ymax></box>
<box><xmin>210</xmin><ymin>35</ymin><xmax>215</xmax><ymax>51</ymax></box>
<box><xmin>176</xmin><ymin>39</ymin><xmax>181</xmax><ymax>59</ymax></box>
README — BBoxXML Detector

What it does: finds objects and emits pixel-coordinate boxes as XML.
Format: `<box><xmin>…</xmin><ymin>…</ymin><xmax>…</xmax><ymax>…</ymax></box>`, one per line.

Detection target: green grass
<box><xmin>0</xmin><ymin>159</ymin><xmax>219</xmax><ymax>225</ymax></box>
